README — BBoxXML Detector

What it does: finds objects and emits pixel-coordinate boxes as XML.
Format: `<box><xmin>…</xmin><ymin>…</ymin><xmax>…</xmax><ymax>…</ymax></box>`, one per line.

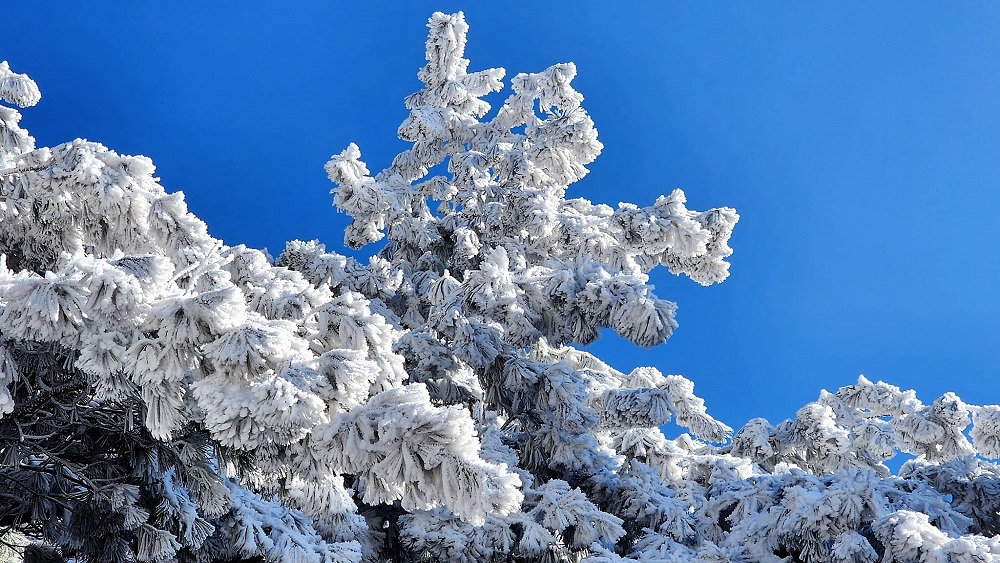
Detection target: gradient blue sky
<box><xmin>4</xmin><ymin>2</ymin><xmax>999</xmax><ymax>432</ymax></box>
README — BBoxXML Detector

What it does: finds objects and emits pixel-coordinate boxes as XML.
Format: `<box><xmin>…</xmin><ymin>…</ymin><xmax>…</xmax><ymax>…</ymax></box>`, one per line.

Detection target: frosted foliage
<box><xmin>310</xmin><ymin>384</ymin><xmax>522</xmax><ymax>525</ymax></box>
<box><xmin>0</xmin><ymin>28</ymin><xmax>522</xmax><ymax>561</ymax></box>
<box><xmin>0</xmin><ymin>343</ymin><xmax>19</xmax><ymax>416</ymax></box>
<box><xmin>972</xmin><ymin>406</ymin><xmax>1000</xmax><ymax>459</ymax></box>
<box><xmin>0</xmin><ymin>62</ymin><xmax>40</xmax><ymax>109</ymax></box>
<box><xmin>0</xmin><ymin>62</ymin><xmax>38</xmax><ymax>170</ymax></box>
<box><xmin>0</xmin><ymin>12</ymin><xmax>998</xmax><ymax>563</ymax></box>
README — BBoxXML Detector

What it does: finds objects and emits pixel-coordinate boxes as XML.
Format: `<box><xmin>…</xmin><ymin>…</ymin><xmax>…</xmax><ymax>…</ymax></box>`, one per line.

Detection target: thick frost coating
<box><xmin>1</xmin><ymin>11</ymin><xmax>1000</xmax><ymax>563</ymax></box>
<box><xmin>300</xmin><ymin>12</ymin><xmax>1000</xmax><ymax>562</ymax></box>
<box><xmin>0</xmin><ymin>52</ymin><xmax>519</xmax><ymax>562</ymax></box>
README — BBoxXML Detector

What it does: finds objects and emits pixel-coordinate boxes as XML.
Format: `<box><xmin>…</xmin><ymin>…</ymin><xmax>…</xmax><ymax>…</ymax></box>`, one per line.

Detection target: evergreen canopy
<box><xmin>0</xmin><ymin>12</ymin><xmax>999</xmax><ymax>563</ymax></box>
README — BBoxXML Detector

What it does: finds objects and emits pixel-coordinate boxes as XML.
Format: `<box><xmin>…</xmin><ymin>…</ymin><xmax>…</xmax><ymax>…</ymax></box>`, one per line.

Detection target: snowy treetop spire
<box><xmin>326</xmin><ymin>11</ymin><xmax>738</xmax><ymax>359</ymax></box>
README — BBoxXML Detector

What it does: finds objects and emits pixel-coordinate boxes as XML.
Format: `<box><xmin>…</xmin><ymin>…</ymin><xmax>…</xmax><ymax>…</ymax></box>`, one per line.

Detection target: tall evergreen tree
<box><xmin>1</xmin><ymin>12</ymin><xmax>999</xmax><ymax>563</ymax></box>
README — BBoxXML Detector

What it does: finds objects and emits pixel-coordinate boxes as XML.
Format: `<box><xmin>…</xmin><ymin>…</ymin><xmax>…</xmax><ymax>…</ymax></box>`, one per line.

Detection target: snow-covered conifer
<box><xmin>0</xmin><ymin>11</ymin><xmax>998</xmax><ymax>563</ymax></box>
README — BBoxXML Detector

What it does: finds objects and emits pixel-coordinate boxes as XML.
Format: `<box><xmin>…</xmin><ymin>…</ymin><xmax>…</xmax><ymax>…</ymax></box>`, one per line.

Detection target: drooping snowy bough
<box><xmin>0</xmin><ymin>12</ymin><xmax>999</xmax><ymax>563</ymax></box>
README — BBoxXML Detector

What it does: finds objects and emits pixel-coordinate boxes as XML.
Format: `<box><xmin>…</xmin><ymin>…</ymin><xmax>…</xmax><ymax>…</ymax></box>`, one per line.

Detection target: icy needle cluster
<box><xmin>0</xmin><ymin>11</ymin><xmax>998</xmax><ymax>563</ymax></box>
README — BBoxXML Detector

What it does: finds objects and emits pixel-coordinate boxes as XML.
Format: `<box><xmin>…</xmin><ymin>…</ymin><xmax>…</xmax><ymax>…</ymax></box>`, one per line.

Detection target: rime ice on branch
<box><xmin>0</xmin><ymin>49</ymin><xmax>519</xmax><ymax>561</ymax></box>
<box><xmin>1</xmin><ymin>10</ymin><xmax>1000</xmax><ymax>563</ymax></box>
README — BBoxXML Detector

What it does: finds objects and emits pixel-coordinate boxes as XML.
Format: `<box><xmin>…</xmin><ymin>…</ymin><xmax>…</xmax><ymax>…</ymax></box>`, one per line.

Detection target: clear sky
<box><xmin>4</xmin><ymin>2</ymin><xmax>999</xmax><ymax>433</ymax></box>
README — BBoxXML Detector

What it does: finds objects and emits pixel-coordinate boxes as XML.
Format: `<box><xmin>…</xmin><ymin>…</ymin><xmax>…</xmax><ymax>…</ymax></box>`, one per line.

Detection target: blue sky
<box><xmin>4</xmin><ymin>2</ymin><xmax>999</xmax><ymax>432</ymax></box>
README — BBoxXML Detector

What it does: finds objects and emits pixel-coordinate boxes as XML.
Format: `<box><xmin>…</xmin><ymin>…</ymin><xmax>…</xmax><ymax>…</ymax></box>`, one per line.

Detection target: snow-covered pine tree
<box><xmin>1</xmin><ymin>11</ymin><xmax>999</xmax><ymax>563</ymax></box>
